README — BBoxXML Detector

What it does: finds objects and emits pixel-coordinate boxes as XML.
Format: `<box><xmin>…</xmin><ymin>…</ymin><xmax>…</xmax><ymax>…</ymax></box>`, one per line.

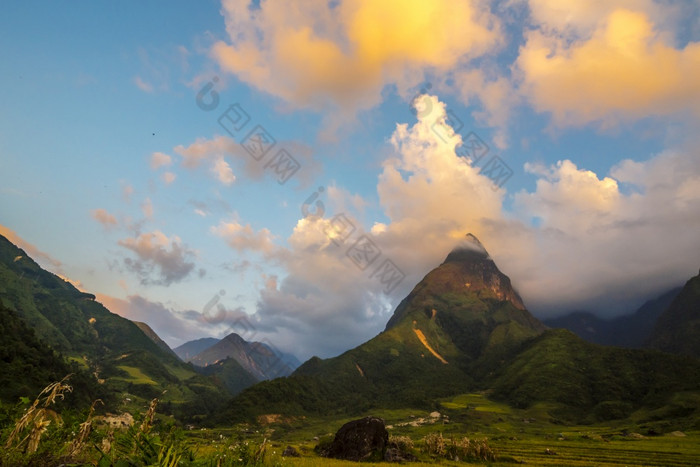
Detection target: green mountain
<box><xmin>217</xmin><ymin>235</ymin><xmax>546</xmax><ymax>422</ymax></box>
<box><xmin>648</xmin><ymin>270</ymin><xmax>700</xmax><ymax>357</ymax></box>
<box><xmin>491</xmin><ymin>329</ymin><xmax>700</xmax><ymax>422</ymax></box>
<box><xmin>542</xmin><ymin>287</ymin><xmax>681</xmax><ymax>348</ymax></box>
<box><xmin>0</xmin><ymin>301</ymin><xmax>104</xmax><ymax>407</ymax></box>
<box><xmin>0</xmin><ymin>234</ymin><xmax>228</xmax><ymax>421</ymax></box>
<box><xmin>217</xmin><ymin>235</ymin><xmax>700</xmax><ymax>425</ymax></box>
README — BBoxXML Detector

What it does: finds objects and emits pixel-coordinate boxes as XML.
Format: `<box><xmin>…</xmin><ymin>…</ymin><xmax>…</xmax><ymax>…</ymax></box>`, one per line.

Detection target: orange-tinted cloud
<box><xmin>212</xmin><ymin>0</ymin><xmax>501</xmax><ymax>117</ymax></box>
<box><xmin>91</xmin><ymin>208</ymin><xmax>118</xmax><ymax>229</ymax></box>
<box><xmin>211</xmin><ymin>220</ymin><xmax>276</xmax><ymax>255</ymax></box>
<box><xmin>517</xmin><ymin>8</ymin><xmax>700</xmax><ymax>126</ymax></box>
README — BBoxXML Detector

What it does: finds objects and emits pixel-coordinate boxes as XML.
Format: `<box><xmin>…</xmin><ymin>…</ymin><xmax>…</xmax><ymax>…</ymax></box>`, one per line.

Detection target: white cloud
<box><xmin>150</xmin><ymin>152</ymin><xmax>173</xmax><ymax>170</ymax></box>
<box><xmin>211</xmin><ymin>220</ymin><xmax>276</xmax><ymax>255</ymax></box>
<box><xmin>174</xmin><ymin>135</ymin><xmax>321</xmax><ymax>188</ymax></box>
<box><xmin>211</xmin><ymin>156</ymin><xmax>236</xmax><ymax>185</ymax></box>
<box><xmin>118</xmin><ymin>231</ymin><xmax>197</xmax><ymax>286</ymax></box>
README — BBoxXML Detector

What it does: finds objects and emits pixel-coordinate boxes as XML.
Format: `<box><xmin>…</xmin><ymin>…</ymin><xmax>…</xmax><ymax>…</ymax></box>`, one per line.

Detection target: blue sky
<box><xmin>1</xmin><ymin>1</ymin><xmax>699</xmax><ymax>360</ymax></box>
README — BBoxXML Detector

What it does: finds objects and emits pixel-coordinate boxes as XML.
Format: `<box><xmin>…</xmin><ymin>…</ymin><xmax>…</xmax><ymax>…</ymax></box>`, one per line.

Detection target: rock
<box><xmin>324</xmin><ymin>416</ymin><xmax>389</xmax><ymax>461</ymax></box>
<box><xmin>95</xmin><ymin>412</ymin><xmax>134</xmax><ymax>430</ymax></box>
<box><xmin>669</xmin><ymin>431</ymin><xmax>686</xmax><ymax>437</ymax></box>
<box><xmin>384</xmin><ymin>446</ymin><xmax>417</xmax><ymax>463</ymax></box>
<box><xmin>282</xmin><ymin>445</ymin><xmax>300</xmax><ymax>457</ymax></box>
<box><xmin>544</xmin><ymin>448</ymin><xmax>556</xmax><ymax>455</ymax></box>
<box><xmin>429</xmin><ymin>411</ymin><xmax>441</xmax><ymax>418</ymax></box>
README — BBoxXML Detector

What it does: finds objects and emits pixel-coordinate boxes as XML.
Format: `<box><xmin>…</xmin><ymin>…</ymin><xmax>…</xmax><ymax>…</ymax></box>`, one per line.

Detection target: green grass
<box><xmin>177</xmin><ymin>391</ymin><xmax>700</xmax><ymax>466</ymax></box>
<box><xmin>165</xmin><ymin>363</ymin><xmax>198</xmax><ymax>381</ymax></box>
<box><xmin>440</xmin><ymin>393</ymin><xmax>511</xmax><ymax>413</ymax></box>
<box><xmin>66</xmin><ymin>355</ymin><xmax>89</xmax><ymax>369</ymax></box>
<box><xmin>114</xmin><ymin>365</ymin><xmax>158</xmax><ymax>385</ymax></box>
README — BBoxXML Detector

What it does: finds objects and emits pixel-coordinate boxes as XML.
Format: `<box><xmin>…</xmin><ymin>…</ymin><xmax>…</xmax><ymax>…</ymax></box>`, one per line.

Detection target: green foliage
<box><xmin>648</xmin><ymin>271</ymin><xmax>700</xmax><ymax>357</ymax></box>
<box><xmin>491</xmin><ymin>330</ymin><xmax>700</xmax><ymax>422</ymax></box>
<box><xmin>198</xmin><ymin>358</ymin><xmax>260</xmax><ymax>395</ymax></box>
<box><xmin>0</xmin><ymin>302</ymin><xmax>104</xmax><ymax>408</ymax></box>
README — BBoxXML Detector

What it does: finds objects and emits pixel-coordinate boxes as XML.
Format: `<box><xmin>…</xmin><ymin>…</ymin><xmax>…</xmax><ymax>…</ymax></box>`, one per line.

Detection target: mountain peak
<box><xmin>385</xmin><ymin>234</ymin><xmax>535</xmax><ymax>331</ymax></box>
<box><xmin>443</xmin><ymin>233</ymin><xmax>490</xmax><ymax>264</ymax></box>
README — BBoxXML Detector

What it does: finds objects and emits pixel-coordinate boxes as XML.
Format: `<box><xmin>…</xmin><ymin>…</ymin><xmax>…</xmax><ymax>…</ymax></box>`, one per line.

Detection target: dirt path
<box><xmin>413</xmin><ymin>328</ymin><xmax>448</xmax><ymax>364</ymax></box>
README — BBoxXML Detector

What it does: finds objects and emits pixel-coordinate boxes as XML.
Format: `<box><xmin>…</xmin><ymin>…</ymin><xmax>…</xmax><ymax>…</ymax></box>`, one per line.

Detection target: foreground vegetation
<box><xmin>2</xmin><ymin>376</ymin><xmax>699</xmax><ymax>466</ymax></box>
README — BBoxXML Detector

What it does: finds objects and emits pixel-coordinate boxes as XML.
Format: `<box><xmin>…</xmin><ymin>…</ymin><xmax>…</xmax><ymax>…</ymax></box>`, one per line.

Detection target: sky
<box><xmin>1</xmin><ymin>0</ymin><xmax>699</xmax><ymax>361</ymax></box>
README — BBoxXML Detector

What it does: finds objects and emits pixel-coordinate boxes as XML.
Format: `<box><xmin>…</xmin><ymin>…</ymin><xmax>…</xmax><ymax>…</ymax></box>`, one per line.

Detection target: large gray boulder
<box><xmin>324</xmin><ymin>416</ymin><xmax>388</xmax><ymax>461</ymax></box>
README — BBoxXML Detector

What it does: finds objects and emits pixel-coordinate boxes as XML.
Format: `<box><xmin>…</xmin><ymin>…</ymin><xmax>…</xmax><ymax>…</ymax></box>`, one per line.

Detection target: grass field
<box><xmin>113</xmin><ymin>365</ymin><xmax>158</xmax><ymax>385</ymax></box>
<box><xmin>177</xmin><ymin>392</ymin><xmax>700</xmax><ymax>466</ymax></box>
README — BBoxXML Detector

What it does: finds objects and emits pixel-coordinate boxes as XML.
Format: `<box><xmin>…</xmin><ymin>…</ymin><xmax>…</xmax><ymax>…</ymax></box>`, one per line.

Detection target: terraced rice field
<box><xmin>493</xmin><ymin>434</ymin><xmax>700</xmax><ymax>466</ymax></box>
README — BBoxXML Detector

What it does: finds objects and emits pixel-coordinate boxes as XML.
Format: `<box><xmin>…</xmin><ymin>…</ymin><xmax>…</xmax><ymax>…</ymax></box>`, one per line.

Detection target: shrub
<box><xmin>422</xmin><ymin>432</ymin><xmax>497</xmax><ymax>462</ymax></box>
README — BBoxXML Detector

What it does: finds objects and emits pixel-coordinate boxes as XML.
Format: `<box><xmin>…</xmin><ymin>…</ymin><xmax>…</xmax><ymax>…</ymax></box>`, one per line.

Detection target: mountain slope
<box><xmin>198</xmin><ymin>357</ymin><xmax>260</xmax><ymax>395</ymax></box>
<box><xmin>0</xmin><ymin>234</ymin><xmax>228</xmax><ymax>420</ymax></box>
<box><xmin>543</xmin><ymin>287</ymin><xmax>681</xmax><ymax>348</ymax></box>
<box><xmin>492</xmin><ymin>329</ymin><xmax>700</xmax><ymax>422</ymax></box>
<box><xmin>648</xmin><ymin>270</ymin><xmax>700</xmax><ymax>357</ymax></box>
<box><xmin>383</xmin><ymin>234</ymin><xmax>545</xmax><ymax>372</ymax></box>
<box><xmin>0</xmin><ymin>301</ymin><xmax>104</xmax><ymax>406</ymax></box>
<box><xmin>174</xmin><ymin>337</ymin><xmax>220</xmax><ymax>361</ymax></box>
<box><xmin>134</xmin><ymin>321</ymin><xmax>179</xmax><ymax>359</ymax></box>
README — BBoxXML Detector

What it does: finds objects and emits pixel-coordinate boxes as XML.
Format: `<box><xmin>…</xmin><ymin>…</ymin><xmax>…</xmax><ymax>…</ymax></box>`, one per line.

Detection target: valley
<box><xmin>1</xmin><ymin>232</ymin><xmax>698</xmax><ymax>465</ymax></box>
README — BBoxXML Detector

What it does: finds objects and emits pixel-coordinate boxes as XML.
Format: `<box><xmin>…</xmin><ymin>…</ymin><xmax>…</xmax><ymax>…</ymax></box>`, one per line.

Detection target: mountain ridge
<box><xmin>0</xmin><ymin>233</ymin><xmax>230</xmax><ymax>420</ymax></box>
<box><xmin>542</xmin><ymin>287</ymin><xmax>682</xmax><ymax>348</ymax></box>
<box><xmin>648</xmin><ymin>270</ymin><xmax>700</xmax><ymax>357</ymax></box>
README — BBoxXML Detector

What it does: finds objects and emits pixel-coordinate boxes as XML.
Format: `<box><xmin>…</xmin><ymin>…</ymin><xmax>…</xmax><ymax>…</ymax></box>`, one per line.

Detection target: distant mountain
<box><xmin>543</xmin><ymin>287</ymin><xmax>681</xmax><ymax>348</ymax></box>
<box><xmin>134</xmin><ymin>321</ymin><xmax>179</xmax><ymax>359</ymax></box>
<box><xmin>174</xmin><ymin>337</ymin><xmax>220</xmax><ymax>361</ymax></box>
<box><xmin>188</xmin><ymin>333</ymin><xmax>299</xmax><ymax>380</ymax></box>
<box><xmin>217</xmin><ymin>234</ymin><xmax>700</xmax><ymax>425</ymax></box>
<box><xmin>0</xmin><ymin>234</ymin><xmax>229</xmax><ymax>420</ymax></box>
<box><xmin>198</xmin><ymin>357</ymin><xmax>260</xmax><ymax>395</ymax></box>
<box><xmin>648</xmin><ymin>270</ymin><xmax>700</xmax><ymax>357</ymax></box>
